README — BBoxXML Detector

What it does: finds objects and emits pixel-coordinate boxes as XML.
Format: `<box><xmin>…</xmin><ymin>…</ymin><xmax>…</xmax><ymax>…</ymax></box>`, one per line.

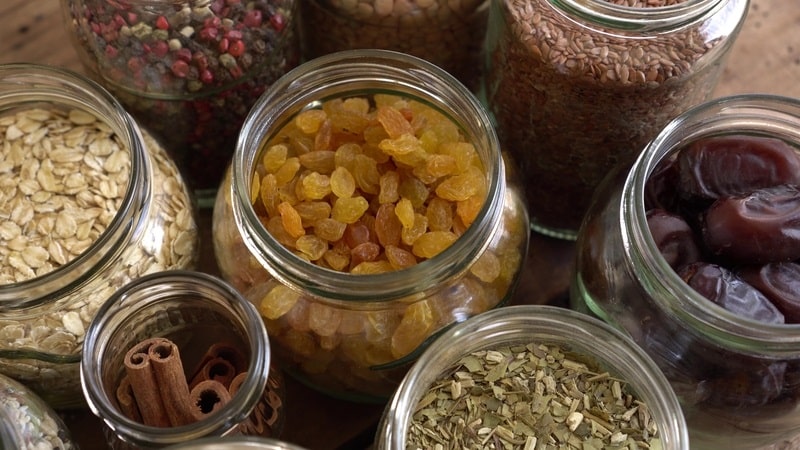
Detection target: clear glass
<box><xmin>571</xmin><ymin>94</ymin><xmax>800</xmax><ymax>450</ymax></box>
<box><xmin>299</xmin><ymin>0</ymin><xmax>489</xmax><ymax>92</ymax></box>
<box><xmin>164</xmin><ymin>436</ymin><xmax>307</xmax><ymax>449</ymax></box>
<box><xmin>0</xmin><ymin>373</ymin><xmax>75</xmax><ymax>449</ymax></box>
<box><xmin>0</xmin><ymin>63</ymin><xmax>199</xmax><ymax>409</ymax></box>
<box><xmin>61</xmin><ymin>0</ymin><xmax>301</xmax><ymax>206</ymax></box>
<box><xmin>212</xmin><ymin>49</ymin><xmax>530</xmax><ymax>402</ymax></box>
<box><xmin>375</xmin><ymin>305</ymin><xmax>690</xmax><ymax>449</ymax></box>
<box><xmin>485</xmin><ymin>0</ymin><xmax>749</xmax><ymax>239</ymax></box>
<box><xmin>81</xmin><ymin>270</ymin><xmax>286</xmax><ymax>449</ymax></box>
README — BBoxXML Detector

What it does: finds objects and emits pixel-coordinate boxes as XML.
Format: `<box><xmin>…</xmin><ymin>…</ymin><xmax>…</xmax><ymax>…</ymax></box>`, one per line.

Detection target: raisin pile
<box><xmin>646</xmin><ymin>134</ymin><xmax>800</xmax><ymax>324</ymax></box>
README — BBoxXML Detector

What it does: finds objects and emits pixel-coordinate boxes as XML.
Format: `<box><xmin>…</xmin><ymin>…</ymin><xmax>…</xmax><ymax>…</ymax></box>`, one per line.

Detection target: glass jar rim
<box><xmin>549</xmin><ymin>0</ymin><xmax>732</xmax><ymax>32</ymax></box>
<box><xmin>624</xmin><ymin>93</ymin><xmax>800</xmax><ymax>354</ymax></box>
<box><xmin>378</xmin><ymin>304</ymin><xmax>690</xmax><ymax>450</ymax></box>
<box><xmin>231</xmin><ymin>49</ymin><xmax>507</xmax><ymax>302</ymax></box>
<box><xmin>0</xmin><ymin>63</ymin><xmax>149</xmax><ymax>311</ymax></box>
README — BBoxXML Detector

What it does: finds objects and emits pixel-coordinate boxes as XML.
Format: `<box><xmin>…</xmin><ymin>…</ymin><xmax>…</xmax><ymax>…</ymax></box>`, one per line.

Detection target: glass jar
<box><xmin>81</xmin><ymin>270</ymin><xmax>286</xmax><ymax>449</ymax></box>
<box><xmin>571</xmin><ymin>94</ymin><xmax>800</xmax><ymax>450</ymax></box>
<box><xmin>375</xmin><ymin>305</ymin><xmax>689</xmax><ymax>449</ymax></box>
<box><xmin>484</xmin><ymin>0</ymin><xmax>748</xmax><ymax>239</ymax></box>
<box><xmin>0</xmin><ymin>63</ymin><xmax>199</xmax><ymax>409</ymax></box>
<box><xmin>0</xmin><ymin>373</ymin><xmax>75</xmax><ymax>449</ymax></box>
<box><xmin>212</xmin><ymin>49</ymin><xmax>529</xmax><ymax>402</ymax></box>
<box><xmin>61</xmin><ymin>0</ymin><xmax>301</xmax><ymax>206</ymax></box>
<box><xmin>298</xmin><ymin>0</ymin><xmax>489</xmax><ymax>92</ymax></box>
<box><xmin>165</xmin><ymin>436</ymin><xmax>307</xmax><ymax>449</ymax></box>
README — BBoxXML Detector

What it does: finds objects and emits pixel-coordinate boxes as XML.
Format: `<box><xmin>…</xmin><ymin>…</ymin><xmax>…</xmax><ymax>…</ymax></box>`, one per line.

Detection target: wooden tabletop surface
<box><xmin>1</xmin><ymin>0</ymin><xmax>799</xmax><ymax>449</ymax></box>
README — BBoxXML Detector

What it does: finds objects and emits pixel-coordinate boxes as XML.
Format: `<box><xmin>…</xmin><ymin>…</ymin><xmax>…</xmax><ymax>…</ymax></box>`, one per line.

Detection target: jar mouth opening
<box><xmin>81</xmin><ymin>270</ymin><xmax>271</xmax><ymax>445</ymax></box>
<box><xmin>232</xmin><ymin>50</ymin><xmax>506</xmax><ymax>302</ymax></box>
<box><xmin>551</xmin><ymin>0</ymin><xmax>728</xmax><ymax>32</ymax></box>
<box><xmin>382</xmin><ymin>305</ymin><xmax>689</xmax><ymax>450</ymax></box>
<box><xmin>0</xmin><ymin>63</ymin><xmax>148</xmax><ymax>313</ymax></box>
<box><xmin>625</xmin><ymin>94</ymin><xmax>800</xmax><ymax>352</ymax></box>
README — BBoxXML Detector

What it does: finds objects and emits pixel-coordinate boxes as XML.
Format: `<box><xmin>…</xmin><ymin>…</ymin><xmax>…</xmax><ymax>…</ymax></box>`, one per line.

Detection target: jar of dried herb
<box><xmin>485</xmin><ymin>0</ymin><xmax>748</xmax><ymax>239</ymax></box>
<box><xmin>212</xmin><ymin>49</ymin><xmax>530</xmax><ymax>402</ymax></box>
<box><xmin>298</xmin><ymin>0</ymin><xmax>489</xmax><ymax>91</ymax></box>
<box><xmin>81</xmin><ymin>270</ymin><xmax>286</xmax><ymax>449</ymax></box>
<box><xmin>572</xmin><ymin>95</ymin><xmax>800</xmax><ymax>449</ymax></box>
<box><xmin>61</xmin><ymin>0</ymin><xmax>301</xmax><ymax>206</ymax></box>
<box><xmin>0</xmin><ymin>63</ymin><xmax>199</xmax><ymax>409</ymax></box>
<box><xmin>0</xmin><ymin>373</ymin><xmax>75</xmax><ymax>449</ymax></box>
<box><xmin>375</xmin><ymin>305</ymin><xmax>689</xmax><ymax>449</ymax></box>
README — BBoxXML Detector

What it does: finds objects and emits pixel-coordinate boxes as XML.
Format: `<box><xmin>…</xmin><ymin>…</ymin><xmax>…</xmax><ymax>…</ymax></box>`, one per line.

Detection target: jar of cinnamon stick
<box><xmin>81</xmin><ymin>270</ymin><xmax>285</xmax><ymax>449</ymax></box>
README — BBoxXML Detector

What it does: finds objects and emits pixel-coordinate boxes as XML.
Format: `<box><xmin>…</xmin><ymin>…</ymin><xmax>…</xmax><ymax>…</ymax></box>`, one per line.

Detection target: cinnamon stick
<box><xmin>228</xmin><ymin>371</ymin><xmax>248</xmax><ymax>396</ymax></box>
<box><xmin>189</xmin><ymin>357</ymin><xmax>237</xmax><ymax>390</ymax></box>
<box><xmin>189</xmin><ymin>380</ymin><xmax>231</xmax><ymax>422</ymax></box>
<box><xmin>123</xmin><ymin>338</ymin><xmax>170</xmax><ymax>427</ymax></box>
<box><xmin>115</xmin><ymin>375</ymin><xmax>142</xmax><ymax>422</ymax></box>
<box><xmin>189</xmin><ymin>343</ymin><xmax>247</xmax><ymax>379</ymax></box>
<box><xmin>148</xmin><ymin>338</ymin><xmax>195</xmax><ymax>427</ymax></box>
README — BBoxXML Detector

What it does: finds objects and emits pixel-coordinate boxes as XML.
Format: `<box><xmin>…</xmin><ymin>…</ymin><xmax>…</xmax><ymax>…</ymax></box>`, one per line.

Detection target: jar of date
<box><xmin>298</xmin><ymin>0</ymin><xmax>489</xmax><ymax>92</ymax></box>
<box><xmin>0</xmin><ymin>64</ymin><xmax>199</xmax><ymax>409</ymax></box>
<box><xmin>571</xmin><ymin>94</ymin><xmax>800</xmax><ymax>450</ymax></box>
<box><xmin>61</xmin><ymin>0</ymin><xmax>301</xmax><ymax>206</ymax></box>
<box><xmin>485</xmin><ymin>0</ymin><xmax>748</xmax><ymax>239</ymax></box>
<box><xmin>81</xmin><ymin>270</ymin><xmax>286</xmax><ymax>449</ymax></box>
<box><xmin>212</xmin><ymin>49</ymin><xmax>529</xmax><ymax>402</ymax></box>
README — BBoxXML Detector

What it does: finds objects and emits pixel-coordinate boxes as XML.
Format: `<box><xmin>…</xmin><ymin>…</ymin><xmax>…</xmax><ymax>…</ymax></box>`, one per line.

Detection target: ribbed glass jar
<box><xmin>572</xmin><ymin>94</ymin><xmax>800</xmax><ymax>449</ymax></box>
<box><xmin>61</xmin><ymin>0</ymin><xmax>301</xmax><ymax>205</ymax></box>
<box><xmin>375</xmin><ymin>305</ymin><xmax>690</xmax><ymax>450</ymax></box>
<box><xmin>81</xmin><ymin>270</ymin><xmax>286</xmax><ymax>449</ymax></box>
<box><xmin>485</xmin><ymin>0</ymin><xmax>748</xmax><ymax>239</ymax></box>
<box><xmin>0</xmin><ymin>373</ymin><xmax>75</xmax><ymax>449</ymax></box>
<box><xmin>212</xmin><ymin>49</ymin><xmax>529</xmax><ymax>402</ymax></box>
<box><xmin>164</xmin><ymin>436</ymin><xmax>307</xmax><ymax>450</ymax></box>
<box><xmin>0</xmin><ymin>63</ymin><xmax>199</xmax><ymax>409</ymax></box>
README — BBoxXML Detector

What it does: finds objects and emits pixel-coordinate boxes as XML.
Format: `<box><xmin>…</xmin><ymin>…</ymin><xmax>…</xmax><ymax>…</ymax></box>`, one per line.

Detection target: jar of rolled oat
<box><xmin>0</xmin><ymin>63</ymin><xmax>199</xmax><ymax>409</ymax></box>
<box><xmin>81</xmin><ymin>271</ymin><xmax>285</xmax><ymax>449</ymax></box>
<box><xmin>485</xmin><ymin>0</ymin><xmax>748</xmax><ymax>239</ymax></box>
<box><xmin>298</xmin><ymin>0</ymin><xmax>489</xmax><ymax>92</ymax></box>
<box><xmin>0</xmin><ymin>373</ymin><xmax>75</xmax><ymax>449</ymax></box>
<box><xmin>212</xmin><ymin>49</ymin><xmax>529</xmax><ymax>402</ymax></box>
<box><xmin>61</xmin><ymin>0</ymin><xmax>301</xmax><ymax>206</ymax></box>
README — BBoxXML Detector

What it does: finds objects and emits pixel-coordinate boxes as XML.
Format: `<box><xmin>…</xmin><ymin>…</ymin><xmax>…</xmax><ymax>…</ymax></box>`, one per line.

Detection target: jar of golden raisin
<box><xmin>212</xmin><ymin>49</ymin><xmax>529</xmax><ymax>402</ymax></box>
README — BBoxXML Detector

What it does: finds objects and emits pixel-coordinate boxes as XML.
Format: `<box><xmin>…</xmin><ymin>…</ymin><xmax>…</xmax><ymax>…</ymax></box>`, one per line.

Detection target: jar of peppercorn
<box><xmin>212</xmin><ymin>49</ymin><xmax>530</xmax><ymax>402</ymax></box>
<box><xmin>81</xmin><ymin>270</ymin><xmax>286</xmax><ymax>449</ymax></box>
<box><xmin>572</xmin><ymin>94</ymin><xmax>800</xmax><ymax>449</ymax></box>
<box><xmin>0</xmin><ymin>63</ymin><xmax>198</xmax><ymax>409</ymax></box>
<box><xmin>484</xmin><ymin>0</ymin><xmax>749</xmax><ymax>239</ymax></box>
<box><xmin>61</xmin><ymin>0</ymin><xmax>301</xmax><ymax>206</ymax></box>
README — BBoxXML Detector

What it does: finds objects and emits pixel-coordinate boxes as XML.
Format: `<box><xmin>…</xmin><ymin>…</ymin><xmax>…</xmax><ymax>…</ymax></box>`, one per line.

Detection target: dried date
<box><xmin>739</xmin><ymin>262</ymin><xmax>800</xmax><ymax>323</ymax></box>
<box><xmin>677</xmin><ymin>135</ymin><xmax>800</xmax><ymax>201</ymax></box>
<box><xmin>677</xmin><ymin>262</ymin><xmax>785</xmax><ymax>324</ymax></box>
<box><xmin>703</xmin><ymin>185</ymin><xmax>800</xmax><ymax>264</ymax></box>
<box><xmin>646</xmin><ymin>209</ymin><xmax>702</xmax><ymax>269</ymax></box>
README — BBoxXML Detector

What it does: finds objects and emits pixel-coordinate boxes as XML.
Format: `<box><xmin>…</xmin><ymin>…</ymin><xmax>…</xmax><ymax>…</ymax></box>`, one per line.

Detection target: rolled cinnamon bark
<box><xmin>123</xmin><ymin>338</ymin><xmax>170</xmax><ymax>427</ymax></box>
<box><xmin>189</xmin><ymin>379</ymin><xmax>231</xmax><ymax>422</ymax></box>
<box><xmin>148</xmin><ymin>338</ymin><xmax>195</xmax><ymax>427</ymax></box>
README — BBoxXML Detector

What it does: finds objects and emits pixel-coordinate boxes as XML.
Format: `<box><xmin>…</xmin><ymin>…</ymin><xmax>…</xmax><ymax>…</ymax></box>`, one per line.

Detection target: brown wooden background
<box><xmin>1</xmin><ymin>0</ymin><xmax>799</xmax><ymax>449</ymax></box>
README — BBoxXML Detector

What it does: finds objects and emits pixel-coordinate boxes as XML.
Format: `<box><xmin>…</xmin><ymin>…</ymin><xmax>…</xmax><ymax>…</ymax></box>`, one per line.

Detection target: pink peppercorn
<box><xmin>218</xmin><ymin>38</ymin><xmax>230</xmax><ymax>53</ymax></box>
<box><xmin>171</xmin><ymin>60</ymin><xmax>190</xmax><ymax>78</ymax></box>
<box><xmin>243</xmin><ymin>9</ymin><xmax>262</xmax><ymax>27</ymax></box>
<box><xmin>225</xmin><ymin>29</ymin><xmax>243</xmax><ymax>41</ymax></box>
<box><xmin>200</xmin><ymin>69</ymin><xmax>215</xmax><ymax>84</ymax></box>
<box><xmin>199</xmin><ymin>26</ymin><xmax>219</xmax><ymax>41</ymax></box>
<box><xmin>151</xmin><ymin>41</ymin><xmax>169</xmax><ymax>57</ymax></box>
<box><xmin>175</xmin><ymin>47</ymin><xmax>193</xmax><ymax>62</ymax></box>
<box><xmin>269</xmin><ymin>13</ymin><xmax>286</xmax><ymax>32</ymax></box>
<box><xmin>228</xmin><ymin>40</ymin><xmax>245</xmax><ymax>57</ymax></box>
<box><xmin>155</xmin><ymin>15</ymin><xmax>170</xmax><ymax>30</ymax></box>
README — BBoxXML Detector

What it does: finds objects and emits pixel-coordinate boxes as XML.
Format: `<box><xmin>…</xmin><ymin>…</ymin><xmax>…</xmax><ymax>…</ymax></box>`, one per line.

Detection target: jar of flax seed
<box><xmin>212</xmin><ymin>50</ymin><xmax>529</xmax><ymax>402</ymax></box>
<box><xmin>0</xmin><ymin>64</ymin><xmax>198</xmax><ymax>409</ymax></box>
<box><xmin>485</xmin><ymin>0</ymin><xmax>748</xmax><ymax>239</ymax></box>
<box><xmin>61</xmin><ymin>0</ymin><xmax>301</xmax><ymax>206</ymax></box>
<box><xmin>298</xmin><ymin>0</ymin><xmax>489</xmax><ymax>92</ymax></box>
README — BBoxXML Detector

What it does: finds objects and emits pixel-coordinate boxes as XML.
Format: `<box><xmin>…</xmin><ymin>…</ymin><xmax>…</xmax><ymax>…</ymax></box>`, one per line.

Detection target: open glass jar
<box><xmin>213</xmin><ymin>49</ymin><xmax>529</xmax><ymax>402</ymax></box>
<box><xmin>375</xmin><ymin>305</ymin><xmax>689</xmax><ymax>450</ymax></box>
<box><xmin>0</xmin><ymin>373</ymin><xmax>75</xmax><ymax>449</ymax></box>
<box><xmin>485</xmin><ymin>0</ymin><xmax>749</xmax><ymax>239</ymax></box>
<box><xmin>61</xmin><ymin>0</ymin><xmax>301</xmax><ymax>205</ymax></box>
<box><xmin>81</xmin><ymin>270</ymin><xmax>285</xmax><ymax>449</ymax></box>
<box><xmin>572</xmin><ymin>94</ymin><xmax>800</xmax><ymax>449</ymax></box>
<box><xmin>0</xmin><ymin>63</ymin><xmax>199</xmax><ymax>409</ymax></box>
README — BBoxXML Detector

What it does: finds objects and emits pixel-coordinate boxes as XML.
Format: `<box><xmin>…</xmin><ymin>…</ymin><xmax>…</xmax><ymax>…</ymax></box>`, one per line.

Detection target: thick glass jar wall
<box><xmin>485</xmin><ymin>0</ymin><xmax>749</xmax><ymax>239</ymax></box>
<box><xmin>0</xmin><ymin>64</ymin><xmax>199</xmax><ymax>409</ymax></box>
<box><xmin>571</xmin><ymin>95</ymin><xmax>800</xmax><ymax>450</ymax></box>
<box><xmin>212</xmin><ymin>50</ymin><xmax>529</xmax><ymax>402</ymax></box>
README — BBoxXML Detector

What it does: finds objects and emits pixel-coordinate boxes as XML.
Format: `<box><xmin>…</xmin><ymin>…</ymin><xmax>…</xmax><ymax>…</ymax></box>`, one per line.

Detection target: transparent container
<box><xmin>212</xmin><ymin>49</ymin><xmax>530</xmax><ymax>402</ymax></box>
<box><xmin>571</xmin><ymin>94</ymin><xmax>800</xmax><ymax>449</ymax></box>
<box><xmin>298</xmin><ymin>0</ymin><xmax>488</xmax><ymax>92</ymax></box>
<box><xmin>165</xmin><ymin>436</ymin><xmax>307</xmax><ymax>450</ymax></box>
<box><xmin>0</xmin><ymin>63</ymin><xmax>199</xmax><ymax>409</ymax></box>
<box><xmin>375</xmin><ymin>305</ymin><xmax>689</xmax><ymax>449</ymax></box>
<box><xmin>0</xmin><ymin>373</ymin><xmax>75</xmax><ymax>449</ymax></box>
<box><xmin>485</xmin><ymin>0</ymin><xmax>749</xmax><ymax>239</ymax></box>
<box><xmin>81</xmin><ymin>270</ymin><xmax>286</xmax><ymax>449</ymax></box>
<box><xmin>61</xmin><ymin>0</ymin><xmax>301</xmax><ymax>205</ymax></box>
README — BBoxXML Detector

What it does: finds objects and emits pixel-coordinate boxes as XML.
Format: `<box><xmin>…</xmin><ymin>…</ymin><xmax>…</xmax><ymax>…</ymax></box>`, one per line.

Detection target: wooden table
<box><xmin>1</xmin><ymin>1</ymin><xmax>799</xmax><ymax>449</ymax></box>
